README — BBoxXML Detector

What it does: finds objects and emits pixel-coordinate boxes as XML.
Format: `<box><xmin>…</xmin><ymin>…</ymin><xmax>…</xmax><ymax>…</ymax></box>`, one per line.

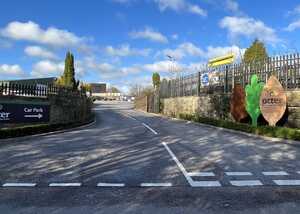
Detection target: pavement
<box><xmin>0</xmin><ymin>100</ymin><xmax>300</xmax><ymax>213</ymax></box>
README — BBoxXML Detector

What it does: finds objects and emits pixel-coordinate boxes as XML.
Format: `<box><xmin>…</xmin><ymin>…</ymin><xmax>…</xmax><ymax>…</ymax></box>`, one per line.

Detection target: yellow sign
<box><xmin>208</xmin><ymin>54</ymin><xmax>235</xmax><ymax>67</ymax></box>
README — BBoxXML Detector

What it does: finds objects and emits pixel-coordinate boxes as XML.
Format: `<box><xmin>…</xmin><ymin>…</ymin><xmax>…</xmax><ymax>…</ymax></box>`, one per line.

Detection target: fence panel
<box><xmin>160</xmin><ymin>53</ymin><xmax>300</xmax><ymax>98</ymax></box>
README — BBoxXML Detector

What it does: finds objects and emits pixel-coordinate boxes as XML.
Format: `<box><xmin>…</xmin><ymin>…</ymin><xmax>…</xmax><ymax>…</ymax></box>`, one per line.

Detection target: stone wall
<box><xmin>0</xmin><ymin>95</ymin><xmax>93</xmax><ymax>126</ymax></box>
<box><xmin>48</xmin><ymin>95</ymin><xmax>92</xmax><ymax>124</ymax></box>
<box><xmin>161</xmin><ymin>90</ymin><xmax>300</xmax><ymax>128</ymax></box>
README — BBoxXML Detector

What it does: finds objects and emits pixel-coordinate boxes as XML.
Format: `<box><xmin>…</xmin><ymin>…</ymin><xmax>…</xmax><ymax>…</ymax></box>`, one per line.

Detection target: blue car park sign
<box><xmin>201</xmin><ymin>73</ymin><xmax>209</xmax><ymax>86</ymax></box>
<box><xmin>0</xmin><ymin>103</ymin><xmax>50</xmax><ymax>123</ymax></box>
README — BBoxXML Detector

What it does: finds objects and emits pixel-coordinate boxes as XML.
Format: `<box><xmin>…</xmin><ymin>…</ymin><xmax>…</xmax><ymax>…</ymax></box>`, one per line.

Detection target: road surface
<box><xmin>0</xmin><ymin>101</ymin><xmax>300</xmax><ymax>213</ymax></box>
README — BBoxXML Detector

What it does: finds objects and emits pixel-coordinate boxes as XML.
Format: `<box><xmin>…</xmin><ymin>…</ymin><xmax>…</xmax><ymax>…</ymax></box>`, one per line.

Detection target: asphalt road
<box><xmin>0</xmin><ymin>101</ymin><xmax>300</xmax><ymax>213</ymax></box>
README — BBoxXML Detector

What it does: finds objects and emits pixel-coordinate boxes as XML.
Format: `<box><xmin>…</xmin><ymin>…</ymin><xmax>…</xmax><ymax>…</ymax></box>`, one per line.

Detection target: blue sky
<box><xmin>0</xmin><ymin>0</ymin><xmax>300</xmax><ymax>92</ymax></box>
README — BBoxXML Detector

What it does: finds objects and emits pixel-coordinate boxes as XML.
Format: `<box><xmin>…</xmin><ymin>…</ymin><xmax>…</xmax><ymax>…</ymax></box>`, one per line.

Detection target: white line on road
<box><xmin>162</xmin><ymin>142</ymin><xmax>194</xmax><ymax>186</ymax></box>
<box><xmin>262</xmin><ymin>171</ymin><xmax>289</xmax><ymax>176</ymax></box>
<box><xmin>142</xmin><ymin>123</ymin><xmax>158</xmax><ymax>135</ymax></box>
<box><xmin>97</xmin><ymin>183</ymin><xmax>125</xmax><ymax>187</ymax></box>
<box><xmin>49</xmin><ymin>183</ymin><xmax>81</xmax><ymax>187</ymax></box>
<box><xmin>187</xmin><ymin>172</ymin><xmax>215</xmax><ymax>177</ymax></box>
<box><xmin>140</xmin><ymin>183</ymin><xmax>172</xmax><ymax>187</ymax></box>
<box><xmin>298</xmin><ymin>171</ymin><xmax>300</xmax><ymax>174</ymax></box>
<box><xmin>230</xmin><ymin>180</ymin><xmax>263</xmax><ymax>186</ymax></box>
<box><xmin>2</xmin><ymin>183</ymin><xmax>36</xmax><ymax>187</ymax></box>
<box><xmin>162</xmin><ymin>142</ymin><xmax>219</xmax><ymax>187</ymax></box>
<box><xmin>225</xmin><ymin>172</ymin><xmax>253</xmax><ymax>176</ymax></box>
<box><xmin>273</xmin><ymin>180</ymin><xmax>300</xmax><ymax>186</ymax></box>
<box><xmin>191</xmin><ymin>181</ymin><xmax>222</xmax><ymax>187</ymax></box>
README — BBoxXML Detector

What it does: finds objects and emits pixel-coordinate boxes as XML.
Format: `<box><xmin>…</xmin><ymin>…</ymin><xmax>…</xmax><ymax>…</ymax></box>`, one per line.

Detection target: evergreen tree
<box><xmin>243</xmin><ymin>39</ymin><xmax>268</xmax><ymax>64</ymax></box>
<box><xmin>63</xmin><ymin>52</ymin><xmax>76</xmax><ymax>88</ymax></box>
<box><xmin>152</xmin><ymin>72</ymin><xmax>160</xmax><ymax>89</ymax></box>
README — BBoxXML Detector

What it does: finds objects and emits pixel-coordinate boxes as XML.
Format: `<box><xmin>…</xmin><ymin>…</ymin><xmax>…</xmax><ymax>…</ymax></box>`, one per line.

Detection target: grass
<box><xmin>179</xmin><ymin>113</ymin><xmax>300</xmax><ymax>141</ymax></box>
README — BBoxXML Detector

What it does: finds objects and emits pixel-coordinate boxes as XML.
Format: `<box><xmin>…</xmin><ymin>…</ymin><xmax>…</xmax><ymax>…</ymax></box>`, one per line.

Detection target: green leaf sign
<box><xmin>245</xmin><ymin>75</ymin><xmax>264</xmax><ymax>127</ymax></box>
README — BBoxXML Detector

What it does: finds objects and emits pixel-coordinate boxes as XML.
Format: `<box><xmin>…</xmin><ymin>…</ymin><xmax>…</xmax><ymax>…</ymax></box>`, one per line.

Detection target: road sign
<box><xmin>0</xmin><ymin>103</ymin><xmax>50</xmax><ymax>123</ymax></box>
<box><xmin>260</xmin><ymin>76</ymin><xmax>287</xmax><ymax>126</ymax></box>
<box><xmin>208</xmin><ymin>54</ymin><xmax>234</xmax><ymax>67</ymax></box>
<box><xmin>201</xmin><ymin>73</ymin><xmax>209</xmax><ymax>86</ymax></box>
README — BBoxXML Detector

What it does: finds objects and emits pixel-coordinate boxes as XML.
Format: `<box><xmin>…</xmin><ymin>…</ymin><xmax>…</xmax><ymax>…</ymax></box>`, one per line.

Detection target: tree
<box><xmin>57</xmin><ymin>51</ymin><xmax>79</xmax><ymax>89</ymax></box>
<box><xmin>107</xmin><ymin>86</ymin><xmax>120</xmax><ymax>93</ymax></box>
<box><xmin>129</xmin><ymin>84</ymin><xmax>153</xmax><ymax>97</ymax></box>
<box><xmin>243</xmin><ymin>39</ymin><xmax>268</xmax><ymax>64</ymax></box>
<box><xmin>152</xmin><ymin>72</ymin><xmax>160</xmax><ymax>89</ymax></box>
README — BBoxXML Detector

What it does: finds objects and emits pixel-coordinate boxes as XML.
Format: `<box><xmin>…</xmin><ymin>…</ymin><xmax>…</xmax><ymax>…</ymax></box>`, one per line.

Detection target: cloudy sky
<box><xmin>0</xmin><ymin>0</ymin><xmax>300</xmax><ymax>92</ymax></box>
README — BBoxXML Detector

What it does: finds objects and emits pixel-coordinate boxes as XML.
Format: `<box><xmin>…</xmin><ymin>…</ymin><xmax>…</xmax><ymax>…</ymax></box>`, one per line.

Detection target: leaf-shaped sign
<box><xmin>259</xmin><ymin>76</ymin><xmax>287</xmax><ymax>126</ymax></box>
<box><xmin>230</xmin><ymin>84</ymin><xmax>248</xmax><ymax>122</ymax></box>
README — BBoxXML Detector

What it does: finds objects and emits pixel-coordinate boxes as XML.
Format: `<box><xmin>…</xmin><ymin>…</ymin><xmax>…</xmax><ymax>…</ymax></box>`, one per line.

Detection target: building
<box><xmin>90</xmin><ymin>83</ymin><xmax>106</xmax><ymax>94</ymax></box>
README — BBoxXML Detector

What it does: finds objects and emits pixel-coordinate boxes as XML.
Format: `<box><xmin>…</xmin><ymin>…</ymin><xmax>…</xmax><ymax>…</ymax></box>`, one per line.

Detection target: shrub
<box><xmin>178</xmin><ymin>113</ymin><xmax>300</xmax><ymax>141</ymax></box>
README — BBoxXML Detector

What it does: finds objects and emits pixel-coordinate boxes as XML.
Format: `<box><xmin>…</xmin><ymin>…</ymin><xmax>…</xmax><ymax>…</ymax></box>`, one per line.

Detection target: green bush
<box><xmin>178</xmin><ymin>113</ymin><xmax>300</xmax><ymax>141</ymax></box>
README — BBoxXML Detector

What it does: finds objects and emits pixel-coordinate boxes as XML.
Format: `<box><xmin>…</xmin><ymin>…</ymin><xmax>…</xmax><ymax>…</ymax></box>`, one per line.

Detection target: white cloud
<box><xmin>162</xmin><ymin>42</ymin><xmax>204</xmax><ymax>59</ymax></box>
<box><xmin>1</xmin><ymin>21</ymin><xmax>85</xmax><ymax>47</ymax></box>
<box><xmin>155</xmin><ymin>0</ymin><xmax>207</xmax><ymax>17</ymax></box>
<box><xmin>142</xmin><ymin>60</ymin><xmax>182</xmax><ymax>73</ymax></box>
<box><xmin>188</xmin><ymin>4</ymin><xmax>207</xmax><ymax>16</ymax></box>
<box><xmin>285</xmin><ymin>20</ymin><xmax>300</xmax><ymax>31</ymax></box>
<box><xmin>129</xmin><ymin>27</ymin><xmax>168</xmax><ymax>43</ymax></box>
<box><xmin>219</xmin><ymin>16</ymin><xmax>279</xmax><ymax>43</ymax></box>
<box><xmin>225</xmin><ymin>0</ymin><xmax>239</xmax><ymax>13</ymax></box>
<box><xmin>105</xmin><ymin>44</ymin><xmax>151</xmax><ymax>57</ymax></box>
<box><xmin>31</xmin><ymin>60</ymin><xmax>64</xmax><ymax>78</ymax></box>
<box><xmin>24</xmin><ymin>46</ymin><xmax>57</xmax><ymax>59</ymax></box>
<box><xmin>0</xmin><ymin>64</ymin><xmax>24</xmax><ymax>78</ymax></box>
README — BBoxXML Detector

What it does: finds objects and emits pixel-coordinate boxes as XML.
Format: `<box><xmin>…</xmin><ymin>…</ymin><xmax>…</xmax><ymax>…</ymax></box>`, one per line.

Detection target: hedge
<box><xmin>179</xmin><ymin>113</ymin><xmax>300</xmax><ymax>141</ymax></box>
<box><xmin>0</xmin><ymin>115</ymin><xmax>95</xmax><ymax>139</ymax></box>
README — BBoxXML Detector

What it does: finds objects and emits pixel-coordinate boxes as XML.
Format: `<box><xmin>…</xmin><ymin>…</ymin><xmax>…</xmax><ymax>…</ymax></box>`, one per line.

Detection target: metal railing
<box><xmin>160</xmin><ymin>53</ymin><xmax>300</xmax><ymax>98</ymax></box>
<box><xmin>0</xmin><ymin>83</ymin><xmax>86</xmax><ymax>98</ymax></box>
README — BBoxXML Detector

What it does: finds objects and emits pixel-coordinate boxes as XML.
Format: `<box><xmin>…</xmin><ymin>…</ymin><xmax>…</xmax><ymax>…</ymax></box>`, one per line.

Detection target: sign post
<box><xmin>0</xmin><ymin>103</ymin><xmax>50</xmax><ymax>123</ymax></box>
<box><xmin>260</xmin><ymin>76</ymin><xmax>287</xmax><ymax>126</ymax></box>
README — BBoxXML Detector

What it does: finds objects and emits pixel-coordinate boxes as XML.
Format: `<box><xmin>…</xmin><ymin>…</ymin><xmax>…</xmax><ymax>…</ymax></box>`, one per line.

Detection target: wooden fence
<box><xmin>160</xmin><ymin>53</ymin><xmax>300</xmax><ymax>98</ymax></box>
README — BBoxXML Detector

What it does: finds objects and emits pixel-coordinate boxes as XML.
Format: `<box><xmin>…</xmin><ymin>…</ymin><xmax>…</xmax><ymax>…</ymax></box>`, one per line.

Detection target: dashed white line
<box><xmin>273</xmin><ymin>180</ymin><xmax>300</xmax><ymax>186</ymax></box>
<box><xmin>297</xmin><ymin>171</ymin><xmax>300</xmax><ymax>175</ymax></box>
<box><xmin>140</xmin><ymin>183</ymin><xmax>172</xmax><ymax>187</ymax></box>
<box><xmin>230</xmin><ymin>180</ymin><xmax>263</xmax><ymax>186</ymax></box>
<box><xmin>2</xmin><ymin>183</ymin><xmax>36</xmax><ymax>187</ymax></box>
<box><xmin>225</xmin><ymin>172</ymin><xmax>253</xmax><ymax>176</ymax></box>
<box><xmin>49</xmin><ymin>183</ymin><xmax>81</xmax><ymax>187</ymax></box>
<box><xmin>97</xmin><ymin>183</ymin><xmax>125</xmax><ymax>187</ymax></box>
<box><xmin>187</xmin><ymin>172</ymin><xmax>215</xmax><ymax>177</ymax></box>
<box><xmin>262</xmin><ymin>171</ymin><xmax>289</xmax><ymax>176</ymax></box>
<box><xmin>191</xmin><ymin>181</ymin><xmax>222</xmax><ymax>187</ymax></box>
<box><xmin>142</xmin><ymin>123</ymin><xmax>158</xmax><ymax>135</ymax></box>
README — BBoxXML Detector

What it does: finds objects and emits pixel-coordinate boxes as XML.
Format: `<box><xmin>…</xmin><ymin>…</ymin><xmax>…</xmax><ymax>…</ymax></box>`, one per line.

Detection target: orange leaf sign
<box><xmin>259</xmin><ymin>76</ymin><xmax>287</xmax><ymax>126</ymax></box>
<box><xmin>230</xmin><ymin>84</ymin><xmax>248</xmax><ymax>122</ymax></box>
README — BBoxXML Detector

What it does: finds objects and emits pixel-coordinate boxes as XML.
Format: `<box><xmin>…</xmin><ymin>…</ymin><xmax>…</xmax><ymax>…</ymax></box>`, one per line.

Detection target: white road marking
<box><xmin>162</xmin><ymin>142</ymin><xmax>194</xmax><ymax>186</ymax></box>
<box><xmin>120</xmin><ymin>112</ymin><xmax>138</xmax><ymax>121</ymax></box>
<box><xmin>97</xmin><ymin>183</ymin><xmax>125</xmax><ymax>187</ymax></box>
<box><xmin>142</xmin><ymin>123</ymin><xmax>158</xmax><ymax>135</ymax></box>
<box><xmin>297</xmin><ymin>171</ymin><xmax>300</xmax><ymax>174</ymax></box>
<box><xmin>2</xmin><ymin>183</ymin><xmax>36</xmax><ymax>187</ymax></box>
<box><xmin>187</xmin><ymin>172</ymin><xmax>215</xmax><ymax>177</ymax></box>
<box><xmin>191</xmin><ymin>181</ymin><xmax>222</xmax><ymax>187</ymax></box>
<box><xmin>273</xmin><ymin>180</ymin><xmax>300</xmax><ymax>186</ymax></box>
<box><xmin>225</xmin><ymin>172</ymin><xmax>253</xmax><ymax>176</ymax></box>
<box><xmin>262</xmin><ymin>171</ymin><xmax>289</xmax><ymax>176</ymax></box>
<box><xmin>162</xmin><ymin>142</ymin><xmax>221</xmax><ymax>187</ymax></box>
<box><xmin>49</xmin><ymin>183</ymin><xmax>81</xmax><ymax>187</ymax></box>
<box><xmin>230</xmin><ymin>180</ymin><xmax>263</xmax><ymax>186</ymax></box>
<box><xmin>140</xmin><ymin>183</ymin><xmax>172</xmax><ymax>187</ymax></box>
